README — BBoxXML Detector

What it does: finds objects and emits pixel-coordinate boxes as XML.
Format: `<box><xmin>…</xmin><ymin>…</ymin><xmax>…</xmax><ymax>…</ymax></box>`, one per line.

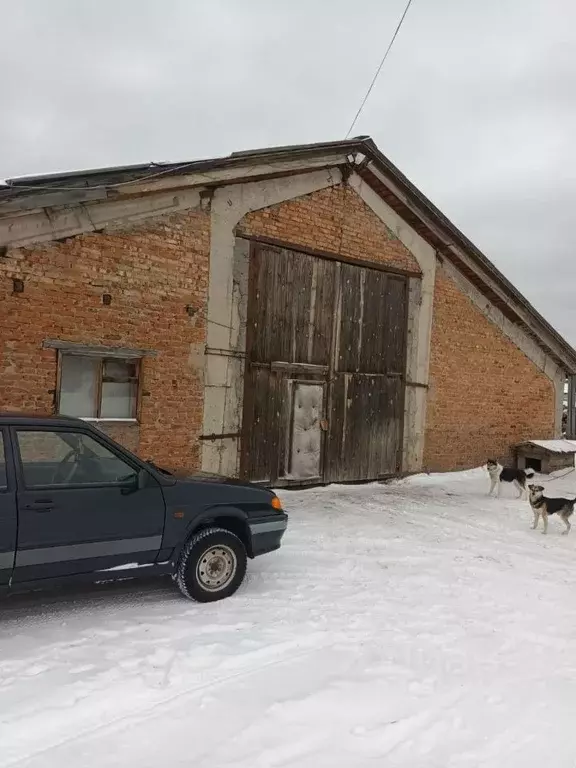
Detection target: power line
<box><xmin>345</xmin><ymin>0</ymin><xmax>415</xmax><ymax>139</ymax></box>
<box><xmin>1</xmin><ymin>159</ymin><xmax>218</xmax><ymax>194</ymax></box>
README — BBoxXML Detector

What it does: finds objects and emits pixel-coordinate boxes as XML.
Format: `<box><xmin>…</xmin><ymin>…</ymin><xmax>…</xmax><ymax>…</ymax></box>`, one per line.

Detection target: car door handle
<box><xmin>24</xmin><ymin>499</ymin><xmax>55</xmax><ymax>512</ymax></box>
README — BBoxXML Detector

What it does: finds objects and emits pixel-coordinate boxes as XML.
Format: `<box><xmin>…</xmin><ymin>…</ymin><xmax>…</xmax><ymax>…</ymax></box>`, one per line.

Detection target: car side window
<box><xmin>16</xmin><ymin>430</ymin><xmax>138</xmax><ymax>488</ymax></box>
<box><xmin>0</xmin><ymin>433</ymin><xmax>7</xmax><ymax>490</ymax></box>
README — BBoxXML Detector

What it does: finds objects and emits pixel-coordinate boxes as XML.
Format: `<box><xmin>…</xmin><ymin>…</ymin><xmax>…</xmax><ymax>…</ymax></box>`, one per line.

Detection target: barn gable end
<box><xmin>0</xmin><ymin>137</ymin><xmax>573</xmax><ymax>481</ymax></box>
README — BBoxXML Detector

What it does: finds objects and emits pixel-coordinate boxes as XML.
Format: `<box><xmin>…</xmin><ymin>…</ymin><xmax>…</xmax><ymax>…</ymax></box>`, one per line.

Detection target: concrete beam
<box><xmin>347</xmin><ymin>172</ymin><xmax>436</xmax><ymax>474</ymax></box>
<box><xmin>0</xmin><ymin>189</ymin><xmax>203</xmax><ymax>249</ymax></box>
<box><xmin>0</xmin><ymin>154</ymin><xmax>349</xmax><ymax>254</ymax></box>
<box><xmin>123</xmin><ymin>153</ymin><xmax>349</xmax><ymax>196</ymax></box>
<box><xmin>202</xmin><ymin>167</ymin><xmax>438</xmax><ymax>477</ymax></box>
<box><xmin>201</xmin><ymin>168</ymin><xmax>342</xmax><ymax>475</ymax></box>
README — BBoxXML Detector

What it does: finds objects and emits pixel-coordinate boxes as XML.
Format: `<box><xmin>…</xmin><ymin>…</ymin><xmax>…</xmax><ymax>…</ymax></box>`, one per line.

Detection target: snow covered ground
<box><xmin>2</xmin><ymin>467</ymin><xmax>576</xmax><ymax>767</ymax></box>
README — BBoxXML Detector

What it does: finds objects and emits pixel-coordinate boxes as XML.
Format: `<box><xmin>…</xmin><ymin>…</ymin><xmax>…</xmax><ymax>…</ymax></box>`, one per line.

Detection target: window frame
<box><xmin>0</xmin><ymin>427</ymin><xmax>16</xmax><ymax>493</ymax></box>
<box><xmin>13</xmin><ymin>425</ymin><xmax>144</xmax><ymax>491</ymax></box>
<box><xmin>56</xmin><ymin>351</ymin><xmax>141</xmax><ymax>422</ymax></box>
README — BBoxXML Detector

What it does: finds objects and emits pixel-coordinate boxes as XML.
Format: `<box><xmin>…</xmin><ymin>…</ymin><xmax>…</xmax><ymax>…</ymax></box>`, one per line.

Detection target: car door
<box><xmin>0</xmin><ymin>428</ymin><xmax>17</xmax><ymax>585</ymax></box>
<box><xmin>13</xmin><ymin>426</ymin><xmax>166</xmax><ymax>583</ymax></box>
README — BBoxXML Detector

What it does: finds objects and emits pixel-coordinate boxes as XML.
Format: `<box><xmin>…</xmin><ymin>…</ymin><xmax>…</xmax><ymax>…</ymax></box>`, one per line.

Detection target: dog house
<box><xmin>515</xmin><ymin>439</ymin><xmax>576</xmax><ymax>474</ymax></box>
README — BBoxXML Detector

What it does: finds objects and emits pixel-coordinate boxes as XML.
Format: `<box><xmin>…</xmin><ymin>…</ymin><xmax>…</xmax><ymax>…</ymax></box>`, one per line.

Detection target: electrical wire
<box><xmin>0</xmin><ymin>159</ymin><xmax>223</xmax><ymax>194</ymax></box>
<box><xmin>345</xmin><ymin>0</ymin><xmax>415</xmax><ymax>139</ymax></box>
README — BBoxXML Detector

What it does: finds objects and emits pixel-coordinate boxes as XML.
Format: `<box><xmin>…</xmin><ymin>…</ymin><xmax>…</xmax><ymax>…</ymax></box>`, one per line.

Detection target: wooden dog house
<box><xmin>515</xmin><ymin>439</ymin><xmax>576</xmax><ymax>474</ymax></box>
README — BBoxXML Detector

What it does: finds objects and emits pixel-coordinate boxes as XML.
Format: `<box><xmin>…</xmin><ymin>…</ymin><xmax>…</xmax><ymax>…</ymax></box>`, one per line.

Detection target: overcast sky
<box><xmin>2</xmin><ymin>0</ymin><xmax>575</xmax><ymax>343</ymax></box>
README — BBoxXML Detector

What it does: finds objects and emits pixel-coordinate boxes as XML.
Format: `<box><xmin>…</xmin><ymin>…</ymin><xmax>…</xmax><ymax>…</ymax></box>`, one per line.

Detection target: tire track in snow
<box><xmin>2</xmin><ymin>634</ymin><xmax>338</xmax><ymax>768</ymax></box>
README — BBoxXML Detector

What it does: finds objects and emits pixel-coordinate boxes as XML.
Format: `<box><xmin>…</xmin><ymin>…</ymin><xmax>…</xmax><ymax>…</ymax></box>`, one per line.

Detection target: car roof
<box><xmin>0</xmin><ymin>412</ymin><xmax>86</xmax><ymax>427</ymax></box>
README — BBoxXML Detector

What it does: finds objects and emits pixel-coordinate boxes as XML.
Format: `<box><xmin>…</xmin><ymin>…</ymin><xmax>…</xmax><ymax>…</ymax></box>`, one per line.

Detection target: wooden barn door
<box><xmin>241</xmin><ymin>244</ymin><xmax>335</xmax><ymax>484</ymax></box>
<box><xmin>324</xmin><ymin>264</ymin><xmax>408</xmax><ymax>482</ymax></box>
<box><xmin>241</xmin><ymin>242</ymin><xmax>408</xmax><ymax>485</ymax></box>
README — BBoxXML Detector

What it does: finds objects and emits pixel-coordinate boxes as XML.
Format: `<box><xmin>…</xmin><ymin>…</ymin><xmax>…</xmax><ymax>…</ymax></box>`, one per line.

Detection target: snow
<box><xmin>524</xmin><ymin>438</ymin><xmax>576</xmax><ymax>453</ymax></box>
<box><xmin>3</xmin><ymin>467</ymin><xmax>576</xmax><ymax>767</ymax></box>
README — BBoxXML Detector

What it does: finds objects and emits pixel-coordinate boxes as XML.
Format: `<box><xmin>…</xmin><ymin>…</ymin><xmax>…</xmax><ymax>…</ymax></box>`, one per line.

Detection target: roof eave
<box><xmin>0</xmin><ymin>137</ymin><xmax>367</xmax><ymax>194</ymax></box>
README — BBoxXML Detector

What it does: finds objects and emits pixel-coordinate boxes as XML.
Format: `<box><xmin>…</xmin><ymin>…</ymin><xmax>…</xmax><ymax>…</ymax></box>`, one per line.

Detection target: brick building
<box><xmin>1</xmin><ymin>137</ymin><xmax>575</xmax><ymax>483</ymax></box>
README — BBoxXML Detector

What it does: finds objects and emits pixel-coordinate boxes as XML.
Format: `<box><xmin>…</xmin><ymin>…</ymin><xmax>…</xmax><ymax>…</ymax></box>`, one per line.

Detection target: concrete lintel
<box><xmin>365</xmin><ymin>162</ymin><xmax>453</xmax><ymax>249</ymax></box>
<box><xmin>0</xmin><ymin>188</ymin><xmax>109</xmax><ymax>215</ymax></box>
<box><xmin>553</xmin><ymin>374</ymin><xmax>566</xmax><ymax>437</ymax></box>
<box><xmin>203</xmin><ymin>167</ymin><xmax>438</xmax><ymax>476</ymax></box>
<box><xmin>124</xmin><ymin>153</ymin><xmax>349</xmax><ymax>195</ymax></box>
<box><xmin>229</xmin><ymin>237</ymin><xmax>250</xmax><ymax>354</ymax></box>
<box><xmin>201</xmin><ymin>167</ymin><xmax>342</xmax><ymax>474</ymax></box>
<box><xmin>203</xmin><ymin>386</ymin><xmax>228</xmax><ymax>437</ymax></box>
<box><xmin>0</xmin><ymin>189</ymin><xmax>202</xmax><ymax>249</ymax></box>
<box><xmin>43</xmin><ymin>339</ymin><xmax>157</xmax><ymax>358</ymax></box>
<box><xmin>206</xmin><ymin>168</ymin><xmax>341</xmax><ymax>352</ymax></box>
<box><xmin>205</xmin><ymin>355</ymin><xmax>229</xmax><ymax>388</ymax></box>
<box><xmin>348</xmin><ymin>172</ymin><xmax>436</xmax><ymax>474</ymax></box>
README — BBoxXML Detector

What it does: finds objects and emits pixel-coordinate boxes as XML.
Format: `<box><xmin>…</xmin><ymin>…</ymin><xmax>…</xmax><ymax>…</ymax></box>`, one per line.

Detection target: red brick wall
<box><xmin>0</xmin><ymin>210</ymin><xmax>210</xmax><ymax>471</ymax></box>
<box><xmin>1</xmin><ymin>180</ymin><xmax>558</xmax><ymax>478</ymax></box>
<box><xmin>240</xmin><ymin>184</ymin><xmax>557</xmax><ymax>473</ymax></box>
<box><xmin>424</xmin><ymin>268</ymin><xmax>556</xmax><ymax>472</ymax></box>
<box><xmin>238</xmin><ymin>183</ymin><xmax>421</xmax><ymax>274</ymax></box>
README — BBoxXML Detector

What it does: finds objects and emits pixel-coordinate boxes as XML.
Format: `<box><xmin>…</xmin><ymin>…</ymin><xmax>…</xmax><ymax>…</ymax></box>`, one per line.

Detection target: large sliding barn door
<box><xmin>241</xmin><ymin>244</ymin><xmax>334</xmax><ymax>483</ymax></box>
<box><xmin>241</xmin><ymin>242</ymin><xmax>408</xmax><ymax>485</ymax></box>
<box><xmin>324</xmin><ymin>264</ymin><xmax>407</xmax><ymax>482</ymax></box>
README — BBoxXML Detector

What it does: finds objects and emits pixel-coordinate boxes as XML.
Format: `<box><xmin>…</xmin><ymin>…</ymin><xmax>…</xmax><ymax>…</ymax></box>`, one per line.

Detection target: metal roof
<box><xmin>0</xmin><ymin>138</ymin><xmax>366</xmax><ymax>197</ymax></box>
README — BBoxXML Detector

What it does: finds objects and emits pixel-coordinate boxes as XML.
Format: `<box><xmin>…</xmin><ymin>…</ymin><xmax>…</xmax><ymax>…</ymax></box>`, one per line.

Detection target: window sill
<box><xmin>80</xmin><ymin>418</ymin><xmax>139</xmax><ymax>425</ymax></box>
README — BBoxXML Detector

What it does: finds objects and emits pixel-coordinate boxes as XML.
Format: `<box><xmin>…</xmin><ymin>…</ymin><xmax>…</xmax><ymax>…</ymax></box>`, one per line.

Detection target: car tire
<box><xmin>175</xmin><ymin>527</ymin><xmax>247</xmax><ymax>602</ymax></box>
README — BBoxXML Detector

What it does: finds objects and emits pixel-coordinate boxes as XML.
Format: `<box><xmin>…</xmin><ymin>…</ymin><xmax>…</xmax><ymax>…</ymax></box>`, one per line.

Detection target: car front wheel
<box><xmin>175</xmin><ymin>527</ymin><xmax>247</xmax><ymax>602</ymax></box>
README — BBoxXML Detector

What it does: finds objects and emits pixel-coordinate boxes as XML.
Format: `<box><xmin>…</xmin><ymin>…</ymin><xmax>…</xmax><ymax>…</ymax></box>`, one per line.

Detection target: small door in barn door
<box><xmin>284</xmin><ymin>380</ymin><xmax>325</xmax><ymax>481</ymax></box>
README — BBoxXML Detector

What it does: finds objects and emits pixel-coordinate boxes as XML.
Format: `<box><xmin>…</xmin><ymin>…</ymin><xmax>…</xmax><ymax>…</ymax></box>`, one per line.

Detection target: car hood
<box><xmin>171</xmin><ymin>469</ymin><xmax>273</xmax><ymax>492</ymax></box>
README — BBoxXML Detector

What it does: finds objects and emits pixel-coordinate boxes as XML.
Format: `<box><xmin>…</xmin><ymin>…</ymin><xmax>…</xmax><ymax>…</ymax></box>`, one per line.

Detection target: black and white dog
<box><xmin>486</xmin><ymin>459</ymin><xmax>535</xmax><ymax>498</ymax></box>
<box><xmin>528</xmin><ymin>484</ymin><xmax>575</xmax><ymax>535</ymax></box>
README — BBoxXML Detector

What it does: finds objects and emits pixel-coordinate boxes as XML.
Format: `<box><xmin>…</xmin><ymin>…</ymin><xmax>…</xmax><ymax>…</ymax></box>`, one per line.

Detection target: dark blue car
<box><xmin>0</xmin><ymin>413</ymin><xmax>287</xmax><ymax>602</ymax></box>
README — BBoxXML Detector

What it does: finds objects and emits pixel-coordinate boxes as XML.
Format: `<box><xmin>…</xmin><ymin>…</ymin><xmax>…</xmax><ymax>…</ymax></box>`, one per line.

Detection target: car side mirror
<box><xmin>121</xmin><ymin>470</ymin><xmax>148</xmax><ymax>495</ymax></box>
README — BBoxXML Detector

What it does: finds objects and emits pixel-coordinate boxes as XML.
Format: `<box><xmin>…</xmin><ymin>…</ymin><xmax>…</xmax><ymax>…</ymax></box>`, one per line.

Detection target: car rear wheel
<box><xmin>175</xmin><ymin>527</ymin><xmax>247</xmax><ymax>602</ymax></box>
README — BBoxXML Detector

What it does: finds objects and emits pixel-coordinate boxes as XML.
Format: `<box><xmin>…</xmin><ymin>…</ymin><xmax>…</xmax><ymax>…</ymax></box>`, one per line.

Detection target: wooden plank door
<box><xmin>241</xmin><ymin>243</ymin><xmax>336</xmax><ymax>484</ymax></box>
<box><xmin>324</xmin><ymin>265</ymin><xmax>408</xmax><ymax>482</ymax></box>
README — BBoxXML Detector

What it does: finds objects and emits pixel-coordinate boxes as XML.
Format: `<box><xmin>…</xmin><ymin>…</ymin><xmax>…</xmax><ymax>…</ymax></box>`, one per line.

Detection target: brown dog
<box><xmin>528</xmin><ymin>484</ymin><xmax>575</xmax><ymax>535</ymax></box>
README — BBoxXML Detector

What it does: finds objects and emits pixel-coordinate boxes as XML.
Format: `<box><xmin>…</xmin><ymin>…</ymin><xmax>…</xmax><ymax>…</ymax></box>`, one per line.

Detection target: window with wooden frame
<box><xmin>57</xmin><ymin>354</ymin><xmax>140</xmax><ymax>420</ymax></box>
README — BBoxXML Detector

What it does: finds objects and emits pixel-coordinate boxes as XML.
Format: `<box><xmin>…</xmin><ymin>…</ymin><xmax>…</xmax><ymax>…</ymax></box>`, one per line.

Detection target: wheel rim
<box><xmin>196</xmin><ymin>545</ymin><xmax>237</xmax><ymax>591</ymax></box>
